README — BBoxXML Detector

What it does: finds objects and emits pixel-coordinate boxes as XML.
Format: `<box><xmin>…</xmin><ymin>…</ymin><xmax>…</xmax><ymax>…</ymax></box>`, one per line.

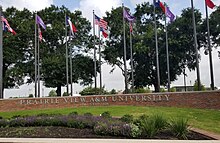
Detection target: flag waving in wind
<box><xmin>95</xmin><ymin>15</ymin><xmax>108</xmax><ymax>30</ymax></box>
<box><xmin>165</xmin><ymin>6</ymin><xmax>175</xmax><ymax>22</ymax></box>
<box><xmin>66</xmin><ymin>16</ymin><xmax>77</xmax><ymax>35</ymax></box>
<box><xmin>154</xmin><ymin>0</ymin><xmax>165</xmax><ymax>13</ymax></box>
<box><xmin>36</xmin><ymin>15</ymin><xmax>46</xmax><ymax>30</ymax></box>
<box><xmin>123</xmin><ymin>9</ymin><xmax>135</xmax><ymax>22</ymax></box>
<box><xmin>1</xmin><ymin>16</ymin><xmax>16</xmax><ymax>35</ymax></box>
<box><xmin>38</xmin><ymin>27</ymin><xmax>42</xmax><ymax>42</ymax></box>
<box><xmin>95</xmin><ymin>14</ymin><xmax>108</xmax><ymax>38</ymax></box>
<box><xmin>205</xmin><ymin>0</ymin><xmax>216</xmax><ymax>9</ymax></box>
<box><xmin>100</xmin><ymin>27</ymin><xmax>109</xmax><ymax>38</ymax></box>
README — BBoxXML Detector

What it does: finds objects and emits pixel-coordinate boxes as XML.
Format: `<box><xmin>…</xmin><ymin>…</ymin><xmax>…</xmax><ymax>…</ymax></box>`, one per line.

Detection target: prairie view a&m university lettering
<box><xmin>0</xmin><ymin>91</ymin><xmax>220</xmax><ymax>112</ymax></box>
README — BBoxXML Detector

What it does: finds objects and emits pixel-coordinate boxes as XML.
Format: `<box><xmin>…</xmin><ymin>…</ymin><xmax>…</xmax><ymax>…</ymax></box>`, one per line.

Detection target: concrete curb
<box><xmin>190</xmin><ymin>128</ymin><xmax>220</xmax><ymax>140</ymax></box>
<box><xmin>0</xmin><ymin>138</ymin><xmax>220</xmax><ymax>143</ymax></box>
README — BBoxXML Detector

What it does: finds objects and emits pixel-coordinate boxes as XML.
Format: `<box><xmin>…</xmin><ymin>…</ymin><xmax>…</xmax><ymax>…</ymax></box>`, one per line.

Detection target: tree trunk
<box><xmin>124</xmin><ymin>76</ymin><xmax>128</xmax><ymax>94</ymax></box>
<box><xmin>56</xmin><ymin>85</ymin><xmax>62</xmax><ymax>96</ymax></box>
<box><xmin>154</xmin><ymin>83</ymin><xmax>160</xmax><ymax>93</ymax></box>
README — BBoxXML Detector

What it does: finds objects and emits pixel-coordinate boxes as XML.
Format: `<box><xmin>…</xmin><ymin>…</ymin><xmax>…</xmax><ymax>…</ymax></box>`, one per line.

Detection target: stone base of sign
<box><xmin>0</xmin><ymin>91</ymin><xmax>220</xmax><ymax>112</ymax></box>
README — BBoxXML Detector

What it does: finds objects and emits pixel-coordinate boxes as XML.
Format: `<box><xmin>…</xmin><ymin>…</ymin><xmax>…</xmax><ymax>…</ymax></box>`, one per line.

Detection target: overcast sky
<box><xmin>1</xmin><ymin>0</ymin><xmax>220</xmax><ymax>98</ymax></box>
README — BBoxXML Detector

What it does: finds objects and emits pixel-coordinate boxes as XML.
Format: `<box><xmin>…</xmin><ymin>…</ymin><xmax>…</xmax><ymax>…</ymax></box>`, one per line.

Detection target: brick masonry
<box><xmin>0</xmin><ymin>91</ymin><xmax>220</xmax><ymax>112</ymax></box>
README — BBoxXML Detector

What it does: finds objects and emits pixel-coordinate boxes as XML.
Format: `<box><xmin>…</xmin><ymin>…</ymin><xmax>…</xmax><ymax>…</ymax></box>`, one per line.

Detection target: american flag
<box><xmin>95</xmin><ymin>14</ymin><xmax>108</xmax><ymax>30</ymax></box>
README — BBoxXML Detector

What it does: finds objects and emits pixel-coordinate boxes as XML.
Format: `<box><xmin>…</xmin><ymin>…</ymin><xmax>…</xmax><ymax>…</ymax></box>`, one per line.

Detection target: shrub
<box><xmin>136</xmin><ymin>114</ymin><xmax>167</xmax><ymax>138</ymax></box>
<box><xmin>69</xmin><ymin>111</ymin><xmax>78</xmax><ymax>116</ymax></box>
<box><xmin>94</xmin><ymin>122</ymin><xmax>108</xmax><ymax>135</ymax></box>
<box><xmin>94</xmin><ymin>121</ymin><xmax>141</xmax><ymax>138</ymax></box>
<box><xmin>101</xmin><ymin>111</ymin><xmax>112</xmax><ymax>119</ymax></box>
<box><xmin>134</xmin><ymin>88</ymin><xmax>151</xmax><ymax>93</ymax></box>
<box><xmin>11</xmin><ymin>115</ymin><xmax>21</xmax><ymax>119</ymax></box>
<box><xmin>9</xmin><ymin>118</ymin><xmax>27</xmax><ymax>127</ymax></box>
<box><xmin>169</xmin><ymin>118</ymin><xmax>189</xmax><ymax>139</ymax></box>
<box><xmin>0</xmin><ymin>119</ymin><xmax>8</xmax><ymax>127</ymax></box>
<box><xmin>67</xmin><ymin>119</ymin><xmax>85</xmax><ymax>128</ymax></box>
<box><xmin>62</xmin><ymin>92</ymin><xmax>69</xmax><ymax>96</ymax></box>
<box><xmin>79</xmin><ymin>87</ymin><xmax>108</xmax><ymax>95</ymax></box>
<box><xmin>109</xmin><ymin>89</ymin><xmax>117</xmax><ymax>94</ymax></box>
<box><xmin>84</xmin><ymin>112</ymin><xmax>93</xmax><ymax>116</ymax></box>
<box><xmin>139</xmin><ymin>116</ymin><xmax>157</xmax><ymax>138</ymax></box>
<box><xmin>170</xmin><ymin>87</ymin><xmax>176</xmax><ymax>92</ymax></box>
<box><xmin>36</xmin><ymin>113</ymin><xmax>50</xmax><ymax>117</ymax></box>
<box><xmin>28</xmin><ymin>94</ymin><xmax>34</xmax><ymax>98</ymax></box>
<box><xmin>129</xmin><ymin>123</ymin><xmax>141</xmax><ymax>138</ymax></box>
<box><xmin>49</xmin><ymin>90</ymin><xmax>57</xmax><ymax>97</ymax></box>
<box><xmin>153</xmin><ymin>114</ymin><xmax>167</xmax><ymax>130</ymax></box>
<box><xmin>193</xmin><ymin>80</ymin><xmax>206</xmax><ymax>91</ymax></box>
<box><xmin>120</xmin><ymin>114</ymin><xmax>134</xmax><ymax>123</ymax></box>
<box><xmin>0</xmin><ymin>116</ymin><xmax>3</xmax><ymax>119</ymax></box>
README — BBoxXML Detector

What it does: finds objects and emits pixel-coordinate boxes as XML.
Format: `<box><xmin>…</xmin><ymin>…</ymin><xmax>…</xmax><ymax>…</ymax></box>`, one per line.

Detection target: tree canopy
<box><xmin>102</xmin><ymin>2</ymin><xmax>204</xmax><ymax>92</ymax></box>
<box><xmin>2</xmin><ymin>5</ymin><xmax>97</xmax><ymax>96</ymax></box>
<box><xmin>1</xmin><ymin>3</ymin><xmax>220</xmax><ymax>96</ymax></box>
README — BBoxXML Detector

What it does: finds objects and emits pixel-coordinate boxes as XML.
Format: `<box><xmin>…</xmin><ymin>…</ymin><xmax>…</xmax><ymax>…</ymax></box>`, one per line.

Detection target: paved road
<box><xmin>0</xmin><ymin>138</ymin><xmax>220</xmax><ymax>143</ymax></box>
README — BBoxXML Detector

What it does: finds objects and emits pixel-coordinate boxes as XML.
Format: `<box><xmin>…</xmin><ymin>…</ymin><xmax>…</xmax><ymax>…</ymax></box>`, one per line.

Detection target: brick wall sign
<box><xmin>0</xmin><ymin>91</ymin><xmax>220</xmax><ymax>112</ymax></box>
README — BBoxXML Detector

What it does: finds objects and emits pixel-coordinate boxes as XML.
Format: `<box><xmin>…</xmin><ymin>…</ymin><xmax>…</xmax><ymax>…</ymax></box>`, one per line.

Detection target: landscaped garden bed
<box><xmin>0</xmin><ymin>112</ymin><xmax>214</xmax><ymax>140</ymax></box>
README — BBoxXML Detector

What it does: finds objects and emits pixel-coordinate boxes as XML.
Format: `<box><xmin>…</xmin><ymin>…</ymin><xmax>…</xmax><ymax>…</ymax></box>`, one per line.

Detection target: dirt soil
<box><xmin>0</xmin><ymin>127</ymin><xmax>215</xmax><ymax>140</ymax></box>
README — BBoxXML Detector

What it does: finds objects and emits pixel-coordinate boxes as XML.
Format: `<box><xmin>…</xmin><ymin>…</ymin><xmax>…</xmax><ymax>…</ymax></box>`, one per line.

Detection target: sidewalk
<box><xmin>190</xmin><ymin>128</ymin><xmax>220</xmax><ymax>140</ymax></box>
<box><xmin>0</xmin><ymin>138</ymin><xmax>220</xmax><ymax>143</ymax></box>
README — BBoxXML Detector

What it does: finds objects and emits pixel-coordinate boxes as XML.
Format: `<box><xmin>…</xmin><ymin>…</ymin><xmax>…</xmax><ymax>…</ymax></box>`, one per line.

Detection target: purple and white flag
<box><xmin>36</xmin><ymin>15</ymin><xmax>46</xmax><ymax>30</ymax></box>
<box><xmin>123</xmin><ymin>9</ymin><xmax>135</xmax><ymax>22</ymax></box>
<box><xmin>165</xmin><ymin>7</ymin><xmax>175</xmax><ymax>22</ymax></box>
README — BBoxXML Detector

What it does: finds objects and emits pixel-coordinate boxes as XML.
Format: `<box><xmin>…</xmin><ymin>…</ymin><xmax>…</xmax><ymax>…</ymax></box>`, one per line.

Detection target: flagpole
<box><xmin>123</xmin><ymin>4</ymin><xmax>128</xmax><ymax>94</ymax></box>
<box><xmin>69</xmin><ymin>31</ymin><xmax>73</xmax><ymax>96</ymax></box>
<box><xmin>93</xmin><ymin>10</ymin><xmax>97</xmax><ymax>91</ymax></box>
<box><xmin>65</xmin><ymin>13</ymin><xmax>69</xmax><ymax>96</ymax></box>
<box><xmin>98</xmin><ymin>26</ymin><xmax>102</xmax><ymax>94</ymax></box>
<box><xmin>165</xmin><ymin>6</ymin><xmax>170</xmax><ymax>92</ymax></box>
<box><xmin>130</xmin><ymin>22</ymin><xmax>134</xmax><ymax>92</ymax></box>
<box><xmin>183</xmin><ymin>68</ymin><xmax>187</xmax><ymax>92</ymax></box>
<box><xmin>0</xmin><ymin>6</ymin><xmax>3</xmax><ymax>99</ymax></box>
<box><xmin>205</xmin><ymin>0</ymin><xmax>215</xmax><ymax>90</ymax></box>
<box><xmin>153</xmin><ymin>0</ymin><xmax>160</xmax><ymax>92</ymax></box>
<box><xmin>34</xmin><ymin>13</ymin><xmax>37</xmax><ymax>98</ymax></box>
<box><xmin>37</xmin><ymin>26</ymin><xmax>40</xmax><ymax>98</ymax></box>
<box><xmin>191</xmin><ymin>0</ymin><xmax>201</xmax><ymax>91</ymax></box>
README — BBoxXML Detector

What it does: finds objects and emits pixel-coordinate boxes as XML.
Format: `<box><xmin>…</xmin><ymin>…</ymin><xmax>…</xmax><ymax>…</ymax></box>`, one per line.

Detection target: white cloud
<box><xmin>79</xmin><ymin>0</ymin><xmax>122</xmax><ymax>23</ymax></box>
<box><xmin>0</xmin><ymin>0</ymin><xmax>53</xmax><ymax>11</ymax></box>
<box><xmin>130</xmin><ymin>0</ymin><xmax>151</xmax><ymax>6</ymax></box>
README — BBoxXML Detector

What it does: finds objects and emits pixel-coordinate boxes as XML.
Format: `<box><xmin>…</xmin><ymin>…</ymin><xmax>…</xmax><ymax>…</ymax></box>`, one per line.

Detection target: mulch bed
<box><xmin>0</xmin><ymin>127</ymin><xmax>215</xmax><ymax>140</ymax></box>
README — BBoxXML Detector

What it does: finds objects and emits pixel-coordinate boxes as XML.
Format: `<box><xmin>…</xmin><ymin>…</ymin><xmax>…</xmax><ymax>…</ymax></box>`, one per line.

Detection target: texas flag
<box><xmin>100</xmin><ymin>27</ymin><xmax>108</xmax><ymax>38</ymax></box>
<box><xmin>1</xmin><ymin>16</ymin><xmax>16</xmax><ymax>35</ymax></box>
<box><xmin>205</xmin><ymin>0</ymin><xmax>216</xmax><ymax>9</ymax></box>
<box><xmin>66</xmin><ymin>16</ymin><xmax>77</xmax><ymax>35</ymax></box>
<box><xmin>38</xmin><ymin>27</ymin><xmax>42</xmax><ymax>42</ymax></box>
<box><xmin>154</xmin><ymin>0</ymin><xmax>165</xmax><ymax>13</ymax></box>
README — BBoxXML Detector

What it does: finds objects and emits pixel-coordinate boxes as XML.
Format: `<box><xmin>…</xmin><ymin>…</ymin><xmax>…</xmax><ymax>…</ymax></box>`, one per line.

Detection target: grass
<box><xmin>0</xmin><ymin>106</ymin><xmax>219</xmax><ymax>134</ymax></box>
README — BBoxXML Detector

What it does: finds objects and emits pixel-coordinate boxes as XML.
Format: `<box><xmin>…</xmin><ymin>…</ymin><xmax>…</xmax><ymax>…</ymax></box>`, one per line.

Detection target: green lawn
<box><xmin>0</xmin><ymin>106</ymin><xmax>219</xmax><ymax>134</ymax></box>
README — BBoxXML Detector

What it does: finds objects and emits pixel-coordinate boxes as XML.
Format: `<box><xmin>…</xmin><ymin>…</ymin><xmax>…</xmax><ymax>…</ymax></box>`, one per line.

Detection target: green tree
<box><xmin>207</xmin><ymin>6</ymin><xmax>220</xmax><ymax>59</ymax></box>
<box><xmin>103</xmin><ymin>6</ymin><xmax>129</xmax><ymax>93</ymax></box>
<box><xmin>103</xmin><ymin>3</ymin><xmax>203</xmax><ymax>92</ymax></box>
<box><xmin>49</xmin><ymin>90</ymin><xmax>57</xmax><ymax>97</ymax></box>
<box><xmin>30</xmin><ymin>5</ymin><xmax>95</xmax><ymax>96</ymax></box>
<box><xmin>208</xmin><ymin>6</ymin><xmax>220</xmax><ymax>46</ymax></box>
<box><xmin>193</xmin><ymin>80</ymin><xmax>205</xmax><ymax>91</ymax></box>
<box><xmin>2</xmin><ymin>7</ymin><xmax>34</xmax><ymax>93</ymax></box>
<box><xmin>79</xmin><ymin>86</ymin><xmax>107</xmax><ymax>95</ymax></box>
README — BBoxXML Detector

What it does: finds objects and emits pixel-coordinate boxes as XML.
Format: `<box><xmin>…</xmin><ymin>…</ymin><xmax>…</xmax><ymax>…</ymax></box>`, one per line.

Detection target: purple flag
<box><xmin>36</xmin><ymin>15</ymin><xmax>46</xmax><ymax>30</ymax></box>
<box><xmin>123</xmin><ymin>9</ymin><xmax>135</xmax><ymax>22</ymax></box>
<box><xmin>165</xmin><ymin>7</ymin><xmax>175</xmax><ymax>22</ymax></box>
